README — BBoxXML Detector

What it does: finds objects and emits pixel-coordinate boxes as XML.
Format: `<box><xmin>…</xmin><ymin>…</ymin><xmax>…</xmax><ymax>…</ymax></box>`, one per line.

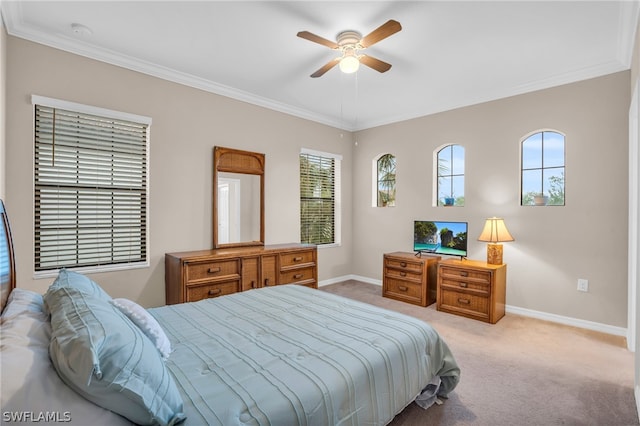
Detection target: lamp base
<box><xmin>486</xmin><ymin>243</ymin><xmax>503</xmax><ymax>265</ymax></box>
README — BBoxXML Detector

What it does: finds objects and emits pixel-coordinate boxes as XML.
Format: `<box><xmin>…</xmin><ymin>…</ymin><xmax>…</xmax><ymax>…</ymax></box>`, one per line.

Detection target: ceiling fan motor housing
<box><xmin>337</xmin><ymin>31</ymin><xmax>362</xmax><ymax>48</ymax></box>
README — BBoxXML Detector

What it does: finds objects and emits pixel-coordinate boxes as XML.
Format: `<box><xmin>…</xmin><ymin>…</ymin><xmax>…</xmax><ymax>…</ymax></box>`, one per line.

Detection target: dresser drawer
<box><xmin>261</xmin><ymin>254</ymin><xmax>277</xmax><ymax>287</ymax></box>
<box><xmin>280</xmin><ymin>250</ymin><xmax>315</xmax><ymax>268</ymax></box>
<box><xmin>440</xmin><ymin>278</ymin><xmax>490</xmax><ymax>296</ymax></box>
<box><xmin>440</xmin><ymin>266</ymin><xmax>490</xmax><ymax>283</ymax></box>
<box><xmin>384</xmin><ymin>257</ymin><xmax>424</xmax><ymax>274</ymax></box>
<box><xmin>186</xmin><ymin>280</ymin><xmax>240</xmax><ymax>302</ymax></box>
<box><xmin>440</xmin><ymin>289</ymin><xmax>490</xmax><ymax>320</ymax></box>
<box><xmin>185</xmin><ymin>259</ymin><xmax>240</xmax><ymax>284</ymax></box>
<box><xmin>280</xmin><ymin>266</ymin><xmax>316</xmax><ymax>285</ymax></box>
<box><xmin>385</xmin><ymin>267</ymin><xmax>422</xmax><ymax>283</ymax></box>
<box><xmin>384</xmin><ymin>277</ymin><xmax>423</xmax><ymax>302</ymax></box>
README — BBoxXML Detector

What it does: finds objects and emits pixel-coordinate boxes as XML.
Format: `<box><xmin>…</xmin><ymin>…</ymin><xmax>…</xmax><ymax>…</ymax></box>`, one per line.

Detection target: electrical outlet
<box><xmin>577</xmin><ymin>279</ymin><xmax>589</xmax><ymax>292</ymax></box>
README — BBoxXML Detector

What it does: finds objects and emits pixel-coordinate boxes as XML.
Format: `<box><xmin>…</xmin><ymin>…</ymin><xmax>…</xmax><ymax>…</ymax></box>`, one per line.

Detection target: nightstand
<box><xmin>437</xmin><ymin>258</ymin><xmax>507</xmax><ymax>323</ymax></box>
<box><xmin>382</xmin><ymin>252</ymin><xmax>440</xmax><ymax>307</ymax></box>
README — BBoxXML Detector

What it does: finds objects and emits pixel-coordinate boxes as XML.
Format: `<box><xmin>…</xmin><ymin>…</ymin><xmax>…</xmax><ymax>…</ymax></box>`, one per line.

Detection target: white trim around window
<box><xmin>31</xmin><ymin>95</ymin><xmax>152</xmax><ymax>278</ymax></box>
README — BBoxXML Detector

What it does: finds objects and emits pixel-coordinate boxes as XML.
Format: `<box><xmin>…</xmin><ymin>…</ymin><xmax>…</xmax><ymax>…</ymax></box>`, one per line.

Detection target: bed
<box><xmin>0</xmin><ymin>199</ymin><xmax>460</xmax><ymax>425</ymax></box>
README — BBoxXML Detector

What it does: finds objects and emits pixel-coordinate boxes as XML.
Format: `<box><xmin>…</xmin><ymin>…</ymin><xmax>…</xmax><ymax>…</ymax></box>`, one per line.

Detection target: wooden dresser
<box><xmin>382</xmin><ymin>252</ymin><xmax>440</xmax><ymax>307</ymax></box>
<box><xmin>437</xmin><ymin>258</ymin><xmax>506</xmax><ymax>323</ymax></box>
<box><xmin>165</xmin><ymin>243</ymin><xmax>317</xmax><ymax>304</ymax></box>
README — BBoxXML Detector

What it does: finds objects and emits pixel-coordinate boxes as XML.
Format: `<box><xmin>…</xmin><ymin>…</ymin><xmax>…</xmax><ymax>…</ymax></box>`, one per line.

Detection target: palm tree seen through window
<box><xmin>377</xmin><ymin>154</ymin><xmax>396</xmax><ymax>207</ymax></box>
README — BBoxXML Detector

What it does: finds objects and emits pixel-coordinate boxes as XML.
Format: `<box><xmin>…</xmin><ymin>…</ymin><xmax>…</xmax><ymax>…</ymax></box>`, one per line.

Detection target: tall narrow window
<box><xmin>436</xmin><ymin>144</ymin><xmax>465</xmax><ymax>206</ymax></box>
<box><xmin>521</xmin><ymin>130</ymin><xmax>565</xmax><ymax>206</ymax></box>
<box><xmin>33</xmin><ymin>96</ymin><xmax>150</xmax><ymax>274</ymax></box>
<box><xmin>376</xmin><ymin>153</ymin><xmax>396</xmax><ymax>207</ymax></box>
<box><xmin>300</xmin><ymin>149</ymin><xmax>341</xmax><ymax>246</ymax></box>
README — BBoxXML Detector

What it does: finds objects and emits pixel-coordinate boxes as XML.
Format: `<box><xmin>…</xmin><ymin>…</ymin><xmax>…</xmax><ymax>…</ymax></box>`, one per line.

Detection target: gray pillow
<box><xmin>44</xmin><ymin>284</ymin><xmax>186</xmax><ymax>426</ymax></box>
<box><xmin>46</xmin><ymin>269</ymin><xmax>113</xmax><ymax>304</ymax></box>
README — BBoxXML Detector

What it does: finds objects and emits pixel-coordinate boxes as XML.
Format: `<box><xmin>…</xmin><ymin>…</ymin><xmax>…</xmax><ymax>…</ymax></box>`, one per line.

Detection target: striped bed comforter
<box><xmin>150</xmin><ymin>285</ymin><xmax>460</xmax><ymax>426</ymax></box>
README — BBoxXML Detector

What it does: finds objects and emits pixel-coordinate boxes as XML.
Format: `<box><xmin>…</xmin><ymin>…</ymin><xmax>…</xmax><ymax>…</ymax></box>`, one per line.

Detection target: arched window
<box><xmin>375</xmin><ymin>153</ymin><xmax>396</xmax><ymax>207</ymax></box>
<box><xmin>521</xmin><ymin>130</ymin><xmax>565</xmax><ymax>206</ymax></box>
<box><xmin>436</xmin><ymin>144</ymin><xmax>464</xmax><ymax>206</ymax></box>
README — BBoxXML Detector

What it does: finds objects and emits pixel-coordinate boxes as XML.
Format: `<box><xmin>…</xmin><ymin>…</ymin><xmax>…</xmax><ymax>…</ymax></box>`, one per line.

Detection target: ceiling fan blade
<box><xmin>360</xmin><ymin>20</ymin><xmax>402</xmax><ymax>48</ymax></box>
<box><xmin>297</xmin><ymin>31</ymin><xmax>339</xmax><ymax>49</ymax></box>
<box><xmin>310</xmin><ymin>58</ymin><xmax>339</xmax><ymax>78</ymax></box>
<box><xmin>359</xmin><ymin>55</ymin><xmax>392</xmax><ymax>73</ymax></box>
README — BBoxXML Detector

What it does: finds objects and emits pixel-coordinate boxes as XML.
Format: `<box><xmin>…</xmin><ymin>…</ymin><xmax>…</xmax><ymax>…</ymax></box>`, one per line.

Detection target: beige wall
<box><xmin>352</xmin><ymin>71</ymin><xmax>630</xmax><ymax>328</ymax></box>
<box><xmin>5</xmin><ymin>36</ymin><xmax>353</xmax><ymax>307</ymax></box>
<box><xmin>1</xmin><ymin>17</ymin><xmax>6</xmax><ymax>199</ymax></box>
<box><xmin>3</xmin><ymin>33</ymin><xmax>633</xmax><ymax>329</ymax></box>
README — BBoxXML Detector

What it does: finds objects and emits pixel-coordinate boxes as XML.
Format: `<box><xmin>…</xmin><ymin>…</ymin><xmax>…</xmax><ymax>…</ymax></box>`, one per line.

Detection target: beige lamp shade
<box><xmin>478</xmin><ymin>217</ymin><xmax>514</xmax><ymax>265</ymax></box>
<box><xmin>478</xmin><ymin>217</ymin><xmax>514</xmax><ymax>243</ymax></box>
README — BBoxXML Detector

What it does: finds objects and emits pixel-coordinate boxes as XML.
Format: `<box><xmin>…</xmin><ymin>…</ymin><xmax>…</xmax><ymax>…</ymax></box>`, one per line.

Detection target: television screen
<box><xmin>413</xmin><ymin>220</ymin><xmax>468</xmax><ymax>258</ymax></box>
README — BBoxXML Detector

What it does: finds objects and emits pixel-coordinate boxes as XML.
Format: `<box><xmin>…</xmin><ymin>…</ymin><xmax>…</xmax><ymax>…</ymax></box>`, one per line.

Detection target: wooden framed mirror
<box><xmin>213</xmin><ymin>146</ymin><xmax>265</xmax><ymax>249</ymax></box>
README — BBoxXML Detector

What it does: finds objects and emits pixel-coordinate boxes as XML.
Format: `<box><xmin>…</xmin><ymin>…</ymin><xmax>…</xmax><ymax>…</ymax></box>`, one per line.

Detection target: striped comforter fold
<box><xmin>150</xmin><ymin>285</ymin><xmax>460</xmax><ymax>426</ymax></box>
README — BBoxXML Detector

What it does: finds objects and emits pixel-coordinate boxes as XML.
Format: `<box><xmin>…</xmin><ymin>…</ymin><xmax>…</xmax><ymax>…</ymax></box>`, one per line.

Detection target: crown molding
<box><xmin>1</xmin><ymin>2</ymin><xmax>353</xmax><ymax>131</ymax></box>
<box><xmin>354</xmin><ymin>59</ymin><xmax>629</xmax><ymax>131</ymax></box>
<box><xmin>3</xmin><ymin>1</ymin><xmax>636</xmax><ymax>134</ymax></box>
<box><xmin>617</xmin><ymin>0</ymin><xmax>640</xmax><ymax>68</ymax></box>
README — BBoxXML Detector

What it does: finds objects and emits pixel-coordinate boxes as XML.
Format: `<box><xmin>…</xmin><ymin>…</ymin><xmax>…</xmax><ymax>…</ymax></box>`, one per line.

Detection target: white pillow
<box><xmin>1</xmin><ymin>288</ymin><xmax>44</xmax><ymax>321</ymax></box>
<box><xmin>110</xmin><ymin>298</ymin><xmax>172</xmax><ymax>360</ymax></box>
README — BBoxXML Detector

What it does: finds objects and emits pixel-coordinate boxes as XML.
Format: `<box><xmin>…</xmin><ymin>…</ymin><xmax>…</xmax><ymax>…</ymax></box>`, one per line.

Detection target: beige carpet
<box><xmin>320</xmin><ymin>280</ymin><xmax>638</xmax><ymax>426</ymax></box>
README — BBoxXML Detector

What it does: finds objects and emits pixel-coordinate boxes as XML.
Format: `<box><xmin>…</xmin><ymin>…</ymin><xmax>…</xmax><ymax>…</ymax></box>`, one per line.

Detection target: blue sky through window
<box><xmin>522</xmin><ymin>131</ymin><xmax>565</xmax><ymax>204</ymax></box>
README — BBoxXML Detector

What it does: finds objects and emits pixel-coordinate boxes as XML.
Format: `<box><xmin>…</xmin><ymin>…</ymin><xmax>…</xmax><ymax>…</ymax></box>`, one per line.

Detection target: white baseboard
<box><xmin>318</xmin><ymin>274</ymin><xmax>381</xmax><ymax>287</ymax></box>
<box><xmin>319</xmin><ymin>275</ymin><xmax>628</xmax><ymax>338</ymax></box>
<box><xmin>505</xmin><ymin>305</ymin><xmax>627</xmax><ymax>337</ymax></box>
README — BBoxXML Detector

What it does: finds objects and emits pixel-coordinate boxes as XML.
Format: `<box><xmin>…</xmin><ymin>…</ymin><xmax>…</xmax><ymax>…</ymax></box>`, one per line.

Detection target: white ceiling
<box><xmin>2</xmin><ymin>1</ymin><xmax>639</xmax><ymax>131</ymax></box>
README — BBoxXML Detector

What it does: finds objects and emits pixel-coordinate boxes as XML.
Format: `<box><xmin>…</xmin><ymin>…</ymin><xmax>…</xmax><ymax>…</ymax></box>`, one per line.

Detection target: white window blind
<box><xmin>33</xmin><ymin>97</ymin><xmax>150</xmax><ymax>272</ymax></box>
<box><xmin>300</xmin><ymin>149</ymin><xmax>341</xmax><ymax>245</ymax></box>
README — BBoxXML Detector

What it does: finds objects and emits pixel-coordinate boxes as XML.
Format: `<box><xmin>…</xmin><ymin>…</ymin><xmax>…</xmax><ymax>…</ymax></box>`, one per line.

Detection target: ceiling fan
<box><xmin>297</xmin><ymin>19</ymin><xmax>402</xmax><ymax>78</ymax></box>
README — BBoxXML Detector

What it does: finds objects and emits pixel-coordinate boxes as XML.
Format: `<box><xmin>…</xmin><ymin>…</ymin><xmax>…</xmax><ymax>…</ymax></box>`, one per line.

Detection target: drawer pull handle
<box><xmin>207</xmin><ymin>267</ymin><xmax>221</xmax><ymax>274</ymax></box>
<box><xmin>399</xmin><ymin>285</ymin><xmax>408</xmax><ymax>292</ymax></box>
<box><xmin>400</xmin><ymin>271</ymin><xmax>407</xmax><ymax>277</ymax></box>
<box><xmin>400</xmin><ymin>262</ymin><xmax>407</xmax><ymax>268</ymax></box>
<box><xmin>457</xmin><ymin>298</ymin><xmax>470</xmax><ymax>305</ymax></box>
<box><xmin>460</xmin><ymin>271</ymin><xmax>468</xmax><ymax>277</ymax></box>
<box><xmin>293</xmin><ymin>273</ymin><xmax>303</xmax><ymax>279</ymax></box>
<box><xmin>293</xmin><ymin>256</ymin><xmax>303</xmax><ymax>262</ymax></box>
<box><xmin>264</xmin><ymin>278</ymin><xmax>270</xmax><ymax>286</ymax></box>
<box><xmin>208</xmin><ymin>289</ymin><xmax>221</xmax><ymax>296</ymax></box>
<box><xmin>459</xmin><ymin>282</ymin><xmax>468</xmax><ymax>288</ymax></box>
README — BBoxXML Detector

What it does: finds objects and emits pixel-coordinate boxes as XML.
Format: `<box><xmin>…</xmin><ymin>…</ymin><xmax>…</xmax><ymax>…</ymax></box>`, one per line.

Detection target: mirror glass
<box><xmin>217</xmin><ymin>172</ymin><xmax>261</xmax><ymax>245</ymax></box>
<box><xmin>213</xmin><ymin>146</ymin><xmax>265</xmax><ymax>249</ymax></box>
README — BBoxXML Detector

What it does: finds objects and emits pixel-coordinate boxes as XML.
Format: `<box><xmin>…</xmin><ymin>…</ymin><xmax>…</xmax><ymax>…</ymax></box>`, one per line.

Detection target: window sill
<box><xmin>316</xmin><ymin>243</ymin><xmax>341</xmax><ymax>249</ymax></box>
<box><xmin>33</xmin><ymin>261</ymin><xmax>150</xmax><ymax>280</ymax></box>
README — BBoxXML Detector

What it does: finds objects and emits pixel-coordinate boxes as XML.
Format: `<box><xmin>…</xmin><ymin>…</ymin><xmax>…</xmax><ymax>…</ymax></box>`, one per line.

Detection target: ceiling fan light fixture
<box><xmin>298</xmin><ymin>20</ymin><xmax>400</xmax><ymax>78</ymax></box>
<box><xmin>339</xmin><ymin>55</ymin><xmax>360</xmax><ymax>74</ymax></box>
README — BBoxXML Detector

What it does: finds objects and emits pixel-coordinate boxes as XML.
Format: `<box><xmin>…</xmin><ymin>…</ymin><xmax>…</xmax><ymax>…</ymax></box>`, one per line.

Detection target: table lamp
<box><xmin>478</xmin><ymin>217</ymin><xmax>514</xmax><ymax>265</ymax></box>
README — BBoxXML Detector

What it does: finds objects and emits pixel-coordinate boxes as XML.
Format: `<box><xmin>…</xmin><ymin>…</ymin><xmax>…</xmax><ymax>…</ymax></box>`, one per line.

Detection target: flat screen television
<box><xmin>413</xmin><ymin>220</ymin><xmax>468</xmax><ymax>259</ymax></box>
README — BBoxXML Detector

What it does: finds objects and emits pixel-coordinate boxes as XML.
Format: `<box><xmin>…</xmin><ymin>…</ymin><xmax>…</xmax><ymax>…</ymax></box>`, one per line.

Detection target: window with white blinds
<box><xmin>1</xmin><ymin>200</ymin><xmax>15</xmax><ymax>292</ymax></box>
<box><xmin>299</xmin><ymin>149</ymin><xmax>341</xmax><ymax>246</ymax></box>
<box><xmin>32</xmin><ymin>96</ymin><xmax>151</xmax><ymax>273</ymax></box>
